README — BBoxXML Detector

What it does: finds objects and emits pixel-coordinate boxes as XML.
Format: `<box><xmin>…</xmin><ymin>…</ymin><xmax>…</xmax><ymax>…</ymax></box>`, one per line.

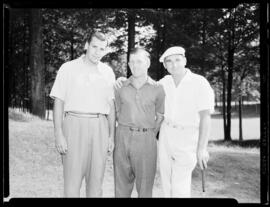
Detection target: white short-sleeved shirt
<box><xmin>49</xmin><ymin>55</ymin><xmax>115</xmax><ymax>114</ymax></box>
<box><xmin>159</xmin><ymin>69</ymin><xmax>215</xmax><ymax>128</ymax></box>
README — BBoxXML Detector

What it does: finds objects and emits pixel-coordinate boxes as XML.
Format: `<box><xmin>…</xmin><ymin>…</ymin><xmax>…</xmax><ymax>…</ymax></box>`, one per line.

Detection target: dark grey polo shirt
<box><xmin>115</xmin><ymin>76</ymin><xmax>165</xmax><ymax>128</ymax></box>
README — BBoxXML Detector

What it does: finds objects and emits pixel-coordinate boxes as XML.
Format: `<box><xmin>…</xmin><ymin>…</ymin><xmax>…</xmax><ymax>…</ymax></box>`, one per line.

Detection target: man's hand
<box><xmin>55</xmin><ymin>131</ymin><xmax>68</xmax><ymax>154</ymax></box>
<box><xmin>108</xmin><ymin>136</ymin><xmax>114</xmax><ymax>155</ymax></box>
<box><xmin>197</xmin><ymin>149</ymin><xmax>209</xmax><ymax>170</ymax></box>
<box><xmin>114</xmin><ymin>77</ymin><xmax>127</xmax><ymax>89</ymax></box>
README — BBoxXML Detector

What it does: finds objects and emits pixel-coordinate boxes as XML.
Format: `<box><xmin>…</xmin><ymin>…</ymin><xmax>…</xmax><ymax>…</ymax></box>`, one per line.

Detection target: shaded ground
<box><xmin>210</xmin><ymin>139</ymin><xmax>260</xmax><ymax>148</ymax></box>
<box><xmin>7</xmin><ymin>109</ymin><xmax>260</xmax><ymax>203</ymax></box>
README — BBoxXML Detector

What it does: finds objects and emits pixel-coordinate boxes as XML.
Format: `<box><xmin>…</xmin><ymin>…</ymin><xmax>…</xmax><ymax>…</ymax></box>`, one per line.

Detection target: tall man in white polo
<box><xmin>158</xmin><ymin>46</ymin><xmax>214</xmax><ymax>197</ymax></box>
<box><xmin>50</xmin><ymin>31</ymin><xmax>115</xmax><ymax>197</ymax></box>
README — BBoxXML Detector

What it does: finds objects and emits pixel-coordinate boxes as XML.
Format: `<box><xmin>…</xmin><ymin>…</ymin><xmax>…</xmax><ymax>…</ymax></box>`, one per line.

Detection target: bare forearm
<box><xmin>197</xmin><ymin>111</ymin><xmax>211</xmax><ymax>152</ymax></box>
<box><xmin>53</xmin><ymin>98</ymin><xmax>64</xmax><ymax>134</ymax></box>
<box><xmin>154</xmin><ymin>114</ymin><xmax>164</xmax><ymax>134</ymax></box>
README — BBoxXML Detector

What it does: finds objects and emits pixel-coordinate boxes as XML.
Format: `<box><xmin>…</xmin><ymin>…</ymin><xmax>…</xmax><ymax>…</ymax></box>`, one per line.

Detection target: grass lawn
<box><xmin>7</xmin><ymin>109</ymin><xmax>260</xmax><ymax>203</ymax></box>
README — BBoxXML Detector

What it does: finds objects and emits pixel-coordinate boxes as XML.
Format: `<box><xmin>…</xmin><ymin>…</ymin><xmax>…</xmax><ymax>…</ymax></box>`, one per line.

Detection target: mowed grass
<box><xmin>8</xmin><ymin>108</ymin><xmax>260</xmax><ymax>203</ymax></box>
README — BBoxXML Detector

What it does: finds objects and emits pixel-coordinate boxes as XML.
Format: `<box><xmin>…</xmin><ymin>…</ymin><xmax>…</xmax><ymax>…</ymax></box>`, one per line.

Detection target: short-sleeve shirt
<box><xmin>159</xmin><ymin>69</ymin><xmax>214</xmax><ymax>128</ymax></box>
<box><xmin>49</xmin><ymin>55</ymin><xmax>115</xmax><ymax>114</ymax></box>
<box><xmin>115</xmin><ymin>76</ymin><xmax>166</xmax><ymax>128</ymax></box>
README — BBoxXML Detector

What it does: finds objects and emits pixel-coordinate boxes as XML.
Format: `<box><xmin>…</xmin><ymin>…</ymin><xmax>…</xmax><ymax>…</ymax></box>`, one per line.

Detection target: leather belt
<box><xmin>118</xmin><ymin>124</ymin><xmax>154</xmax><ymax>132</ymax></box>
<box><xmin>164</xmin><ymin>120</ymin><xmax>198</xmax><ymax>130</ymax></box>
<box><xmin>65</xmin><ymin>111</ymin><xmax>104</xmax><ymax>118</ymax></box>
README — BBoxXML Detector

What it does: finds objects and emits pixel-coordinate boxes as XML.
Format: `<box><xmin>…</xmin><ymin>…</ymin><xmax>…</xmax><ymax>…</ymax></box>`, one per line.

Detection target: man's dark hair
<box><xmin>86</xmin><ymin>31</ymin><xmax>108</xmax><ymax>45</ymax></box>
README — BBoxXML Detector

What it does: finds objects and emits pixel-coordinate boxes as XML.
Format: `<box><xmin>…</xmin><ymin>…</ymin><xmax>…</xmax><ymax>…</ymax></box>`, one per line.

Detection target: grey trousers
<box><xmin>62</xmin><ymin>113</ymin><xmax>109</xmax><ymax>197</ymax></box>
<box><xmin>113</xmin><ymin>125</ymin><xmax>157</xmax><ymax>197</ymax></box>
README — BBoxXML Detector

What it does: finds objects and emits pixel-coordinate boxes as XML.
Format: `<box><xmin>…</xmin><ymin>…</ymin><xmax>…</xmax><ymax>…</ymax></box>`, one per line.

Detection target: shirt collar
<box><xmin>80</xmin><ymin>55</ymin><xmax>102</xmax><ymax>71</ymax></box>
<box><xmin>167</xmin><ymin>68</ymin><xmax>192</xmax><ymax>85</ymax></box>
<box><xmin>123</xmin><ymin>76</ymin><xmax>156</xmax><ymax>87</ymax></box>
<box><xmin>173</xmin><ymin>68</ymin><xmax>192</xmax><ymax>81</ymax></box>
<box><xmin>184</xmin><ymin>68</ymin><xmax>192</xmax><ymax>81</ymax></box>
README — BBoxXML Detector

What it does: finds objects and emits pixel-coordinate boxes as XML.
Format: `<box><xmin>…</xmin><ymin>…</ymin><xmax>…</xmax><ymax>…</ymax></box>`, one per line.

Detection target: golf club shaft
<box><xmin>202</xmin><ymin>169</ymin><xmax>205</xmax><ymax>192</ymax></box>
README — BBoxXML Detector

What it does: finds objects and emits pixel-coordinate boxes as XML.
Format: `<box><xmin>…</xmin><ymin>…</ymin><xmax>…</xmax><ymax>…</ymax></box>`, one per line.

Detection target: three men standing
<box><xmin>51</xmin><ymin>31</ymin><xmax>214</xmax><ymax>198</ymax></box>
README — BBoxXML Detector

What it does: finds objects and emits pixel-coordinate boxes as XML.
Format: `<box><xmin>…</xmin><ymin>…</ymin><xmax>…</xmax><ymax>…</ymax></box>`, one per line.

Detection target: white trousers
<box><xmin>158</xmin><ymin>123</ymin><xmax>198</xmax><ymax>197</ymax></box>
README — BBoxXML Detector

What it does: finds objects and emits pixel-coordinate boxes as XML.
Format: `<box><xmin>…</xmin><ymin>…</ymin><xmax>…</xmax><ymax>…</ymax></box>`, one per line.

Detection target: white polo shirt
<box><xmin>50</xmin><ymin>55</ymin><xmax>115</xmax><ymax>114</ymax></box>
<box><xmin>159</xmin><ymin>69</ymin><xmax>214</xmax><ymax>128</ymax></box>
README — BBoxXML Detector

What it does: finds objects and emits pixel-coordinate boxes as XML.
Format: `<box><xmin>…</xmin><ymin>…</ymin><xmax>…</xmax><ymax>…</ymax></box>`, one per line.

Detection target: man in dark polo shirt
<box><xmin>113</xmin><ymin>48</ymin><xmax>165</xmax><ymax>197</ymax></box>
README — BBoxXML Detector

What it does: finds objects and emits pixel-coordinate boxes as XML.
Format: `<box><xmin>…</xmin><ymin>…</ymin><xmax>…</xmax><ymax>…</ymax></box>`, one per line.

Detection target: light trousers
<box><xmin>62</xmin><ymin>113</ymin><xmax>109</xmax><ymax>197</ymax></box>
<box><xmin>158</xmin><ymin>123</ymin><xmax>198</xmax><ymax>197</ymax></box>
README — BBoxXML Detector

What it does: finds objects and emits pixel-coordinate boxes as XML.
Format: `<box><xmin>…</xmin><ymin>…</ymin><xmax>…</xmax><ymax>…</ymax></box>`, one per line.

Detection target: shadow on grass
<box><xmin>211</xmin><ymin>112</ymin><xmax>260</xmax><ymax>119</ymax></box>
<box><xmin>9</xmin><ymin>111</ymin><xmax>29</xmax><ymax>122</ymax></box>
<box><xmin>212</xmin><ymin>105</ymin><xmax>260</xmax><ymax>119</ymax></box>
<box><xmin>209</xmin><ymin>139</ymin><xmax>260</xmax><ymax>148</ymax></box>
<box><xmin>8</xmin><ymin>108</ymin><xmax>40</xmax><ymax>122</ymax></box>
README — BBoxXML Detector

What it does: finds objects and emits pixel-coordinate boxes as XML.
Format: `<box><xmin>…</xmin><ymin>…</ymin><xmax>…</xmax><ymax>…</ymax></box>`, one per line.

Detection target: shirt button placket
<box><xmin>135</xmin><ymin>89</ymin><xmax>140</xmax><ymax>103</ymax></box>
<box><xmin>171</xmin><ymin>90</ymin><xmax>177</xmax><ymax>121</ymax></box>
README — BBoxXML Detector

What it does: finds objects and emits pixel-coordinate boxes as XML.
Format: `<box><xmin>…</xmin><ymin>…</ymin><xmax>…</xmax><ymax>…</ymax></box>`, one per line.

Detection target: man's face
<box><xmin>86</xmin><ymin>36</ymin><xmax>107</xmax><ymax>64</ymax></box>
<box><xmin>128</xmin><ymin>52</ymin><xmax>150</xmax><ymax>78</ymax></box>
<box><xmin>164</xmin><ymin>54</ymin><xmax>186</xmax><ymax>75</ymax></box>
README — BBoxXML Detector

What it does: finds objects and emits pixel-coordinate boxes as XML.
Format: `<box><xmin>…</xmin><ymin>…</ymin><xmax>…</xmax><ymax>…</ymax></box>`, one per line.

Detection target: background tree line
<box><xmin>6</xmin><ymin>6</ymin><xmax>260</xmax><ymax>141</ymax></box>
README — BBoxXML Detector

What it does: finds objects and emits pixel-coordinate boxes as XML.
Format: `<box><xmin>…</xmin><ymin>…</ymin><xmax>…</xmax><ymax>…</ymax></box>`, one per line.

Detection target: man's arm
<box><xmin>53</xmin><ymin>98</ymin><xmax>68</xmax><ymax>154</ymax></box>
<box><xmin>154</xmin><ymin>84</ymin><xmax>166</xmax><ymax>136</ymax></box>
<box><xmin>114</xmin><ymin>76</ymin><xmax>127</xmax><ymax>89</ymax></box>
<box><xmin>196</xmin><ymin>109</ymin><xmax>211</xmax><ymax>170</ymax></box>
<box><xmin>107</xmin><ymin>99</ymin><xmax>116</xmax><ymax>153</ymax></box>
<box><xmin>154</xmin><ymin>113</ymin><xmax>164</xmax><ymax>136</ymax></box>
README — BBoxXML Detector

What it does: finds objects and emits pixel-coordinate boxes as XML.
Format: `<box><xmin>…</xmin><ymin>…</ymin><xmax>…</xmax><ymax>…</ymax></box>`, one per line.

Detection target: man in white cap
<box><xmin>158</xmin><ymin>46</ymin><xmax>214</xmax><ymax>197</ymax></box>
<box><xmin>114</xmin><ymin>46</ymin><xmax>214</xmax><ymax>197</ymax></box>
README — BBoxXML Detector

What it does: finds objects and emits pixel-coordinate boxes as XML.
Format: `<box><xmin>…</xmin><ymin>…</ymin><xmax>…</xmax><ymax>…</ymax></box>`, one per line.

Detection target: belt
<box><xmin>65</xmin><ymin>111</ymin><xmax>104</xmax><ymax>118</ymax></box>
<box><xmin>164</xmin><ymin>120</ymin><xmax>198</xmax><ymax>130</ymax></box>
<box><xmin>118</xmin><ymin>124</ymin><xmax>154</xmax><ymax>132</ymax></box>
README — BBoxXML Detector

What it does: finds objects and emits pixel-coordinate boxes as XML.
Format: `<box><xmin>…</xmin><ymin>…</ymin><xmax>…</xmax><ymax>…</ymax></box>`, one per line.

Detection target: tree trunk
<box><xmin>8</xmin><ymin>11</ymin><xmax>15</xmax><ymax>108</ymax></box>
<box><xmin>222</xmin><ymin>67</ymin><xmax>227</xmax><ymax>140</ymax></box>
<box><xmin>155</xmin><ymin>25</ymin><xmax>161</xmax><ymax>80</ymax></box>
<box><xmin>225</xmin><ymin>11</ymin><xmax>235</xmax><ymax>141</ymax></box>
<box><xmin>159</xmin><ymin>12</ymin><xmax>167</xmax><ymax>79</ymax></box>
<box><xmin>200</xmin><ymin>10</ymin><xmax>206</xmax><ymax>76</ymax></box>
<box><xmin>215</xmin><ymin>92</ymin><xmax>218</xmax><ymax>108</ymax></box>
<box><xmin>226</xmin><ymin>50</ymin><xmax>233</xmax><ymax>141</ymax></box>
<box><xmin>127</xmin><ymin>10</ymin><xmax>135</xmax><ymax>78</ymax></box>
<box><xmin>29</xmin><ymin>9</ymin><xmax>45</xmax><ymax>118</ymax></box>
<box><xmin>238</xmin><ymin>96</ymin><xmax>243</xmax><ymax>141</ymax></box>
<box><xmin>46</xmin><ymin>95</ymin><xmax>50</xmax><ymax>120</ymax></box>
<box><xmin>23</xmin><ymin>12</ymin><xmax>27</xmax><ymax>112</ymax></box>
<box><xmin>255</xmin><ymin>103</ymin><xmax>258</xmax><ymax>113</ymax></box>
<box><xmin>70</xmin><ymin>28</ymin><xmax>74</xmax><ymax>60</ymax></box>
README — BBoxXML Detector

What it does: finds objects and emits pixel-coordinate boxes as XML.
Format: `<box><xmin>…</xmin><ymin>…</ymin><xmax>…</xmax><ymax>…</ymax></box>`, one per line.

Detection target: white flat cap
<box><xmin>159</xmin><ymin>46</ymin><xmax>185</xmax><ymax>63</ymax></box>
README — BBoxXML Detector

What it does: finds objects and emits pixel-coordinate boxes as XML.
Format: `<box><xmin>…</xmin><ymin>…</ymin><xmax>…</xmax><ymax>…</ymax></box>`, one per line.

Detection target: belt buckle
<box><xmin>129</xmin><ymin>127</ymin><xmax>136</xmax><ymax>131</ymax></box>
<box><xmin>129</xmin><ymin>127</ymin><xmax>147</xmax><ymax>132</ymax></box>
